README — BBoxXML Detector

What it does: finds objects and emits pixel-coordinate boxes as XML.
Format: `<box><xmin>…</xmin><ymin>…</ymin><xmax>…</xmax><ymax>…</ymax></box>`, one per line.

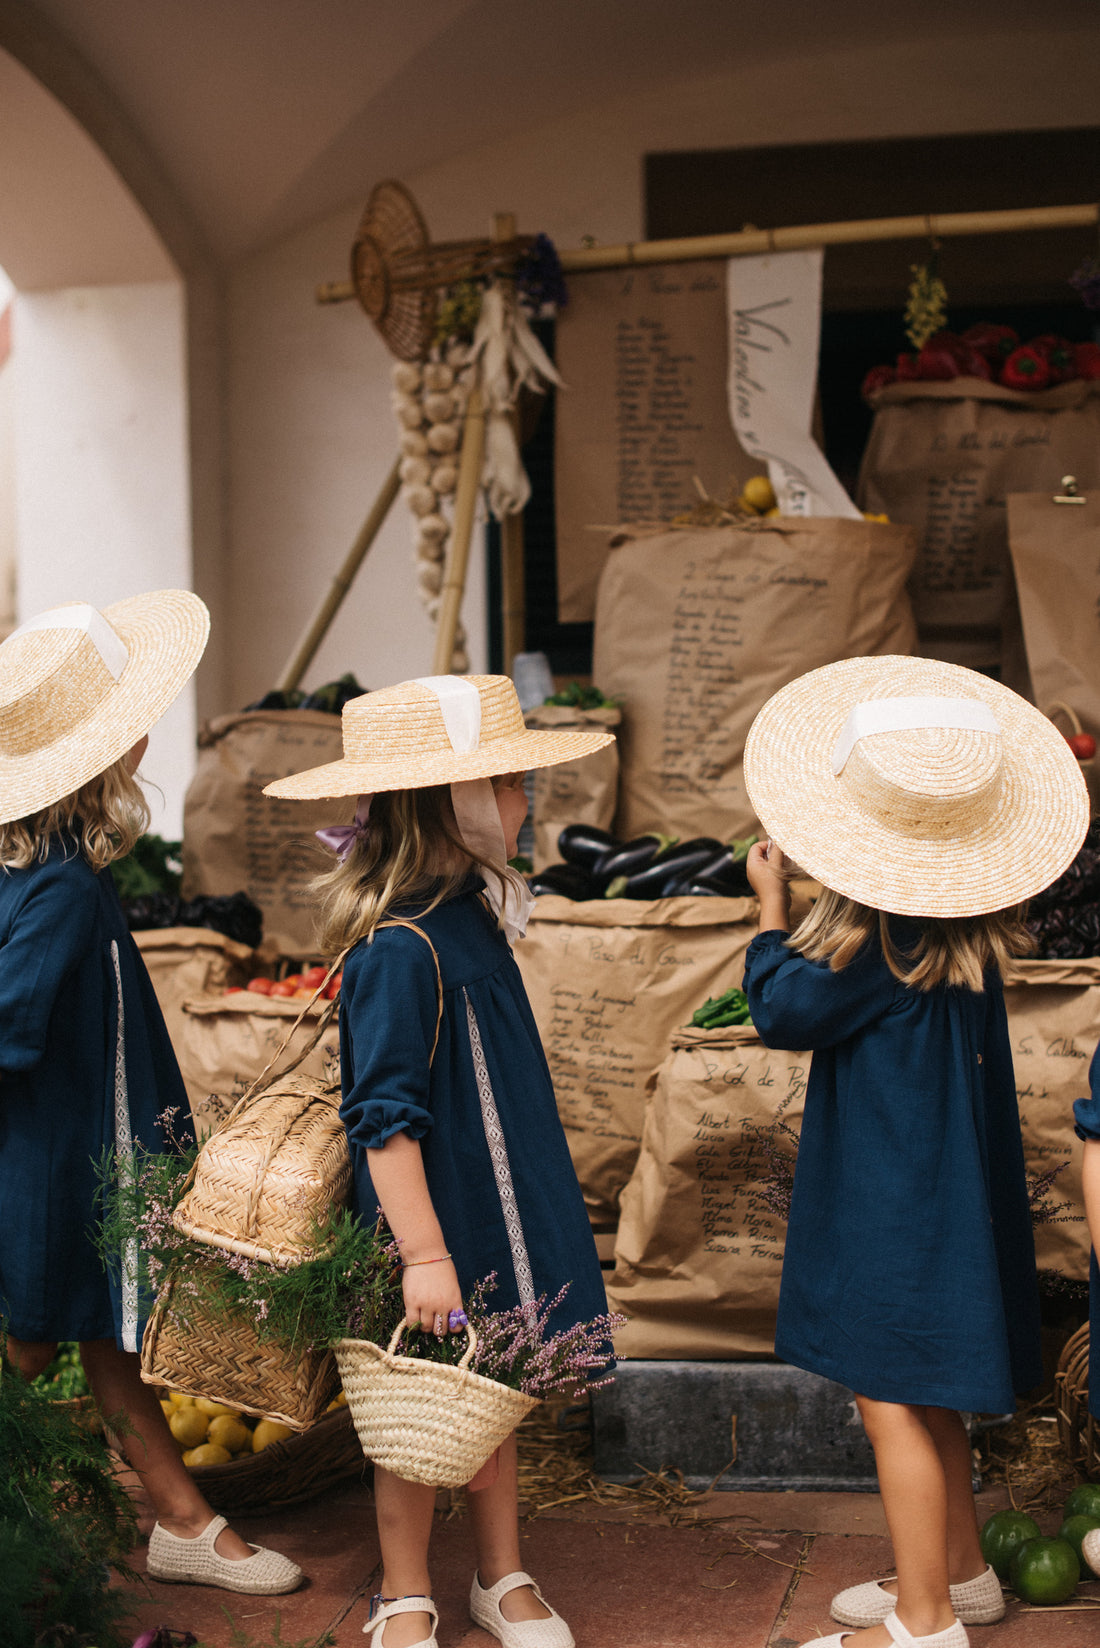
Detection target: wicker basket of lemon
<box><xmin>157</xmin><ymin>1385</ymin><xmax>364</xmax><ymax>1514</ymax></box>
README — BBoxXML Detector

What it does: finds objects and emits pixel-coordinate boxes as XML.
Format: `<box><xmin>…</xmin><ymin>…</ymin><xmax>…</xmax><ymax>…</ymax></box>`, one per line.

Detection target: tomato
<box><xmin>1009</xmin><ymin>1535</ymin><xmax>1079</xmax><ymax>1605</ymax></box>
<box><xmin>281</xmin><ymin>973</ymin><xmax>302</xmax><ymax>989</ymax></box>
<box><xmin>223</xmin><ymin>986</ymin><xmax>243</xmax><ymax>994</ymax></box>
<box><xmin>246</xmin><ymin>977</ymin><xmax>274</xmax><ymax>995</ymax></box>
<box><xmin>325</xmin><ymin>972</ymin><xmax>343</xmax><ymax>999</ymax></box>
<box><xmin>980</xmin><ymin>1508</ymin><xmax>1041</xmax><ymax>1579</ymax></box>
<box><xmin>269</xmin><ymin>980</ymin><xmax>297</xmax><ymax>997</ymax></box>
<box><xmin>1067</xmin><ymin>732</ymin><xmax>1097</xmax><ymax>760</ymax></box>
<box><xmin>300</xmin><ymin>965</ymin><xmax>328</xmax><ymax>987</ymax></box>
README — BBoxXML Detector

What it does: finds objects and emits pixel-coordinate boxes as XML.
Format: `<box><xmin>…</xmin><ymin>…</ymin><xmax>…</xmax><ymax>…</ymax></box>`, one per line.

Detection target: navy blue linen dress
<box><xmin>1072</xmin><ymin>1048</ymin><xmax>1100</xmax><ymax>1418</ymax></box>
<box><xmin>0</xmin><ymin>839</ymin><xmax>191</xmax><ymax>1347</ymax></box>
<box><xmin>743</xmin><ymin>925</ymin><xmax>1041</xmax><ymax>1411</ymax></box>
<box><xmin>338</xmin><ymin>884</ymin><xmax>608</xmax><ymax>1341</ymax></box>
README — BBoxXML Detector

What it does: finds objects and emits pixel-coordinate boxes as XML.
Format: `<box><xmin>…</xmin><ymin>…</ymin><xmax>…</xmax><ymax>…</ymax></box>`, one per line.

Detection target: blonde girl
<box><xmin>740</xmin><ymin>654</ymin><xmax>1088</xmax><ymax>1648</ymax></box>
<box><xmin>0</xmin><ymin>594</ymin><xmax>301</xmax><ymax>1596</ymax></box>
<box><xmin>265</xmin><ymin>674</ymin><xmax>615</xmax><ymax>1648</ymax></box>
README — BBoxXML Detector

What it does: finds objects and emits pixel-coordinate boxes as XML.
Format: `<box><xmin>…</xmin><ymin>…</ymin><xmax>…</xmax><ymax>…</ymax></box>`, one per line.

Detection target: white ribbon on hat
<box><xmin>8</xmin><ymin>602</ymin><xmax>129</xmax><ymax>680</ymax></box>
<box><xmin>831</xmin><ymin>695</ymin><xmax>1001</xmax><ymax>775</ymax></box>
<box><xmin>414</xmin><ymin>675</ymin><xmax>535</xmax><ymax>945</ymax></box>
<box><xmin>413</xmin><ymin>674</ymin><xmax>481</xmax><ymax>752</ymax></box>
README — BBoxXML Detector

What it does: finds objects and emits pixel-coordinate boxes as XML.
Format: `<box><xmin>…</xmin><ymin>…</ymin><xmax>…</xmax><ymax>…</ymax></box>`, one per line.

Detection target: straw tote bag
<box><xmin>335</xmin><ymin>1323</ymin><xmax>538</xmax><ymax>1488</ymax></box>
<box><xmin>171</xmin><ymin>918</ymin><xmax>443</xmax><ymax>1266</ymax></box>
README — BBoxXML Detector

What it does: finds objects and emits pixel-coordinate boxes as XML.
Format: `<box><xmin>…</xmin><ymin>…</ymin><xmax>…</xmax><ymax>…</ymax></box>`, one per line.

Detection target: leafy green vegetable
<box><xmin>542</xmin><ymin>681</ymin><xmax>619</xmax><ymax>710</ymax></box>
<box><xmin>110</xmin><ymin>833</ymin><xmax>183</xmax><ymax>901</ymax></box>
<box><xmin>691</xmin><ymin>986</ymin><xmax>752</xmax><ymax>1029</ymax></box>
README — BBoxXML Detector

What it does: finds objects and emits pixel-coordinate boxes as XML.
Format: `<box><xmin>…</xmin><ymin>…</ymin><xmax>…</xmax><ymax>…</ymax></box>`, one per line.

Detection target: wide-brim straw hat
<box><xmin>263</xmin><ymin>674</ymin><xmax>615</xmax><ymax>799</ymax></box>
<box><xmin>0</xmin><ymin>590</ymin><xmax>210</xmax><ymax>824</ymax></box>
<box><xmin>743</xmin><ymin>654</ymin><xmax>1089</xmax><ymax>917</ymax></box>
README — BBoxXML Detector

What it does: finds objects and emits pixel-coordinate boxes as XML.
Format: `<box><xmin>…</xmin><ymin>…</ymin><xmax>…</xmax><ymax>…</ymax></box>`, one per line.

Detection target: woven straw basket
<box><xmin>336</xmin><ymin>1324</ymin><xmax>538</xmax><ymax>1487</ymax></box>
<box><xmin>141</xmin><ymin>1270</ymin><xmax>339</xmax><ymax>1431</ymax></box>
<box><xmin>173</xmin><ymin>1072</ymin><xmax>351</xmax><ymax>1266</ymax></box>
<box><xmin>1055</xmin><ymin>1320</ymin><xmax>1099</xmax><ymax>1478</ymax></box>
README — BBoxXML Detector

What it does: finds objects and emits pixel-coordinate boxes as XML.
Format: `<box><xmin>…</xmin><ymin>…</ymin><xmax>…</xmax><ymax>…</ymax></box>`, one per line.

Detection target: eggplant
<box><xmin>687</xmin><ymin>845</ymin><xmax>754</xmax><ymax>894</ymax></box>
<box><xmin>557</xmin><ymin>823</ymin><xmax>619</xmax><ymax>870</ymax></box>
<box><xmin>616</xmin><ymin>840</ymin><xmax>725</xmax><ymax>901</ymax></box>
<box><xmin>592</xmin><ymin>833</ymin><xmax>675</xmax><ymax>887</ymax></box>
<box><xmin>527</xmin><ymin>862</ymin><xmax>597</xmax><ymax>900</ymax></box>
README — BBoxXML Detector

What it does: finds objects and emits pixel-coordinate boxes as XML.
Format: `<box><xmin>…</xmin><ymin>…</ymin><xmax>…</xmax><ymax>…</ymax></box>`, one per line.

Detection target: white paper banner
<box><xmin>726</xmin><ymin>251</ymin><xmax>861</xmax><ymax>519</ymax></box>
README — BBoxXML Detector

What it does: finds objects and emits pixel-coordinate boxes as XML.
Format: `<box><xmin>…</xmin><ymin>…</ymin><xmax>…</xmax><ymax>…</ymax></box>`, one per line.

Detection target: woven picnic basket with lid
<box><xmin>141</xmin><ymin>922</ymin><xmax>442</xmax><ymax>1427</ymax></box>
<box><xmin>336</xmin><ymin>1323</ymin><xmax>537</xmax><ymax>1488</ymax></box>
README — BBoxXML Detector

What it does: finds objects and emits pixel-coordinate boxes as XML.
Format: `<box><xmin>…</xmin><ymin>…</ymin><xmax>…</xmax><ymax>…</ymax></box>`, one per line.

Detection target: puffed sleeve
<box><xmin>1073</xmin><ymin>1044</ymin><xmax>1100</xmax><ymax>1141</ymax></box>
<box><xmin>743</xmin><ymin>927</ymin><xmax>896</xmax><ymax>1050</ymax></box>
<box><xmin>0</xmin><ymin>860</ymin><xmax>99</xmax><ymax>1072</ymax></box>
<box><xmin>339</xmin><ymin>927</ymin><xmax>443</xmax><ymax>1151</ymax></box>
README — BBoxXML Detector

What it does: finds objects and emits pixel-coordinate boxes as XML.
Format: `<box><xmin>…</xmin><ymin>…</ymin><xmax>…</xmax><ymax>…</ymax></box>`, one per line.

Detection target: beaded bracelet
<box><xmin>402</xmin><ymin>1252</ymin><xmax>452</xmax><ymax>1268</ymax></box>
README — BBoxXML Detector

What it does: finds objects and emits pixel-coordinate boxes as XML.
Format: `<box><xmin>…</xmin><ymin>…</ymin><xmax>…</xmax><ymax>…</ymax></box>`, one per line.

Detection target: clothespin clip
<box><xmin>1054</xmin><ymin>474</ymin><xmax>1087</xmax><ymax>505</ymax></box>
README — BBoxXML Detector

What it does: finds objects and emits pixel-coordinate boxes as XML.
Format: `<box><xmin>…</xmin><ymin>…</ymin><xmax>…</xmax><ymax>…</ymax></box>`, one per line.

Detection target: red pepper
<box><xmin>860</xmin><ymin>363</ymin><xmax>897</xmax><ymax>399</ymax></box>
<box><xmin>895</xmin><ymin>351</ymin><xmax>923</xmax><ymax>381</ymax></box>
<box><xmin>1030</xmin><ymin>333</ymin><xmax>1076</xmax><ymax>383</ymax></box>
<box><xmin>924</xmin><ymin>331</ymin><xmax>993</xmax><ymax>381</ymax></box>
<box><xmin>960</xmin><ymin>323</ymin><xmax>1018</xmax><ymax>363</ymax></box>
<box><xmin>915</xmin><ymin>342</ymin><xmax>960</xmax><ymax>381</ymax></box>
<box><xmin>1000</xmin><ymin>345</ymin><xmax>1051</xmax><ymax>391</ymax></box>
<box><xmin>1073</xmin><ymin>341</ymin><xmax>1100</xmax><ymax>381</ymax></box>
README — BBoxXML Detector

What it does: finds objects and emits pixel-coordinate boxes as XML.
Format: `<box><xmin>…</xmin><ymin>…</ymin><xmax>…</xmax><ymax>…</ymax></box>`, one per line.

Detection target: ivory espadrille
<box><xmin>470</xmin><ymin>1570</ymin><xmax>574</xmax><ymax>1648</ymax></box>
<box><xmin>831</xmin><ymin>1564</ymin><xmax>1003</xmax><ymax>1627</ymax></box>
<box><xmin>799</xmin><ymin>1611</ymin><xmax>969</xmax><ymax>1648</ymax></box>
<box><xmin>146</xmin><ymin>1514</ymin><xmax>302</xmax><ymax>1594</ymax></box>
<box><xmin>365</xmin><ymin>1594</ymin><xmax>438</xmax><ymax>1647</ymax></box>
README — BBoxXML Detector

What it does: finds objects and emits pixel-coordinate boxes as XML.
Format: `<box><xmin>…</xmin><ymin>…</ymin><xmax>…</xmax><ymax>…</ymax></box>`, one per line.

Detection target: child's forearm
<box><xmin>1083</xmin><ymin>1138</ymin><xmax>1100</xmax><ymax>1257</ymax></box>
<box><xmin>367</xmin><ymin>1131</ymin><xmax>449</xmax><ymax>1263</ymax></box>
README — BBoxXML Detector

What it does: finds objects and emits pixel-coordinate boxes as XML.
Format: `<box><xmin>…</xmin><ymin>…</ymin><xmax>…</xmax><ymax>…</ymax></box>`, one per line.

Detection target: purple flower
<box><xmin>1069</xmin><ymin>257</ymin><xmax>1100</xmax><ymax>311</ymax></box>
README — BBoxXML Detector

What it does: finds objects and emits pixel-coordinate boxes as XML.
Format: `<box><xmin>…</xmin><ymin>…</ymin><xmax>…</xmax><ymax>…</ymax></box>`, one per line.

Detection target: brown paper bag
<box><xmin>858</xmin><ymin>379</ymin><xmax>1100</xmax><ymax>678</ymax></box>
<box><xmin>607</xmin><ymin>1026</ymin><xmax>807</xmax><ymax>1358</ymax></box>
<box><xmin>1006</xmin><ymin>489</ymin><xmax>1100</xmax><ymax>805</ymax></box>
<box><xmin>523</xmin><ymin>705</ymin><xmax>621</xmax><ymax>871</ymax></box>
<box><xmin>134</xmin><ymin>927</ymin><xmax>253</xmax><ymax>1070</ymax></box>
<box><xmin>514</xmin><ymin>894</ymin><xmax>758</xmax><ymax>1222</ymax></box>
<box><xmin>176</xmin><ymin>993</ymin><xmax>340</xmax><ymax>1139</ymax></box>
<box><xmin>591</xmin><ymin>520</ymin><xmax>917</xmax><ymax>842</ymax></box>
<box><xmin>181</xmin><ymin>710</ymin><xmax>348</xmax><ymax>957</ymax></box>
<box><xmin>1003</xmin><ymin>957</ymin><xmax>1100</xmax><ymax>1282</ymax></box>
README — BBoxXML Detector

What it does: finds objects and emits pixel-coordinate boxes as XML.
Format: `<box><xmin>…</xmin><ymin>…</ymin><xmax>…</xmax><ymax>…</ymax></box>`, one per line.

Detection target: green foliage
<box><xmin>110</xmin><ymin>834</ymin><xmax>184</xmax><ymax>901</ymax></box>
<box><xmin>30</xmin><ymin>1342</ymin><xmax>90</xmax><ymax>1402</ymax></box>
<box><xmin>904</xmin><ymin>254</ymin><xmax>949</xmax><ymax>351</ymax></box>
<box><xmin>0</xmin><ymin>1346</ymin><xmax>139</xmax><ymax>1648</ymax></box>
<box><xmin>542</xmin><ymin>681</ymin><xmax>619</xmax><ymax>710</ymax></box>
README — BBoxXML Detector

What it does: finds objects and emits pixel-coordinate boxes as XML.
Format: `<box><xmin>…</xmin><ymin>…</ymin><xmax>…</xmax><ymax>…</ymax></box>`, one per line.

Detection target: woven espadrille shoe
<box><xmin>146</xmin><ymin>1514</ymin><xmax>303</xmax><ymax>1595</ymax></box>
<box><xmin>798</xmin><ymin>1610</ymin><xmax>969</xmax><ymax>1648</ymax></box>
<box><xmin>831</xmin><ymin>1565</ymin><xmax>1003</xmax><ymax>1627</ymax></box>
<box><xmin>364</xmin><ymin>1594</ymin><xmax>438</xmax><ymax>1647</ymax></box>
<box><xmin>470</xmin><ymin>1570</ymin><xmax>574</xmax><ymax>1648</ymax></box>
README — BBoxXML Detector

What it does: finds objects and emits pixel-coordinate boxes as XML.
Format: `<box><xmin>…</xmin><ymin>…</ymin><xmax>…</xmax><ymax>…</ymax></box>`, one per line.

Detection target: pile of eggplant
<box><xmin>528</xmin><ymin>825</ymin><xmax>758</xmax><ymax>901</ymax></box>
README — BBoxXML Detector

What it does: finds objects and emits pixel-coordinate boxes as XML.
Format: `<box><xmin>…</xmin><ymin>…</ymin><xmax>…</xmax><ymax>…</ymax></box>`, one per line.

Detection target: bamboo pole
<box><xmin>491</xmin><ymin>211</ymin><xmax>527</xmax><ymax>676</ymax></box>
<box><xmin>431</xmin><ymin>384</ymin><xmax>485</xmax><ymax>673</ymax></box>
<box><xmin>315</xmin><ymin>202</ymin><xmax>1099</xmax><ymax>302</ymax></box>
<box><xmin>275</xmin><ymin>457</ymin><xmax>402</xmax><ymax>691</ymax></box>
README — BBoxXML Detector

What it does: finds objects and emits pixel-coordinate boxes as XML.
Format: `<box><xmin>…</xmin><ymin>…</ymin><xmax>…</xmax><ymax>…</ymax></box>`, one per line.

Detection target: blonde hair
<box><xmin>312</xmin><ymin>780</ymin><xmax>513</xmax><ymax>956</ymax></box>
<box><xmin>0</xmin><ymin>756</ymin><xmax>150</xmax><ymax>873</ymax></box>
<box><xmin>790</xmin><ymin>886</ymin><xmax>1032</xmax><ymax>992</ymax></box>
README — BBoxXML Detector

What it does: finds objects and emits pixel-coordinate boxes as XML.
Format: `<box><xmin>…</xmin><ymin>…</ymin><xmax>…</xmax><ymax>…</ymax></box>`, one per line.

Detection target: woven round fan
<box><xmin>350</xmin><ymin>180</ymin><xmax>537</xmax><ymax>362</ymax></box>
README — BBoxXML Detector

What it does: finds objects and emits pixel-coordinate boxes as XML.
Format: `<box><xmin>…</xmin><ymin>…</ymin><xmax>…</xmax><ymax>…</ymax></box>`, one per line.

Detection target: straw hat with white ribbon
<box><xmin>743</xmin><ymin>654</ymin><xmax>1089</xmax><ymax>918</ymax></box>
<box><xmin>0</xmin><ymin>591</ymin><xmax>210</xmax><ymax>825</ymax></box>
<box><xmin>263</xmin><ymin>675</ymin><xmax>614</xmax><ymax>799</ymax></box>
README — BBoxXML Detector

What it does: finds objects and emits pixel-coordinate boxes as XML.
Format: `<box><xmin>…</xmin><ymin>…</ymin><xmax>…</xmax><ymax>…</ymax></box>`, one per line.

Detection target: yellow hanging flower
<box><xmin>904</xmin><ymin>258</ymin><xmax>948</xmax><ymax>352</ymax></box>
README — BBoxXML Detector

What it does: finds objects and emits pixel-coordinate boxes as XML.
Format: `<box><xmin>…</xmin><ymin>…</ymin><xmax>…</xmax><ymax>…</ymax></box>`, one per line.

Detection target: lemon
<box><xmin>182</xmin><ymin>1442</ymin><xmax>232</xmax><ymax>1468</ymax></box>
<box><xmin>168</xmin><ymin>1406</ymin><xmax>210</xmax><ymax>1449</ymax></box>
<box><xmin>252</xmin><ymin>1418</ymin><xmax>294</xmax><ymax>1452</ymax></box>
<box><xmin>159</xmin><ymin>1398</ymin><xmax>175</xmax><ymax>1421</ymax></box>
<box><xmin>168</xmin><ymin>1390</ymin><xmax>194</xmax><ymax>1408</ymax></box>
<box><xmin>207</xmin><ymin>1414</ymin><xmax>251</xmax><ymax>1453</ymax></box>
<box><xmin>194</xmin><ymin>1397</ymin><xmax>235</xmax><ymax>1419</ymax></box>
<box><xmin>326</xmin><ymin>1391</ymin><xmax>348</xmax><ymax>1411</ymax></box>
<box><xmin>740</xmin><ymin>475</ymin><xmax>777</xmax><ymax>514</ymax></box>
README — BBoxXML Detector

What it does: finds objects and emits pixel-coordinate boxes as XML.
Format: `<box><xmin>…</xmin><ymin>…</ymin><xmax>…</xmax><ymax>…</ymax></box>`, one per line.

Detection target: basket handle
<box><xmin>1046</xmin><ymin>699</ymin><xmax>1083</xmax><ymax>737</ymax></box>
<box><xmin>387</xmin><ymin>1319</ymin><xmax>476</xmax><ymax>1369</ymax></box>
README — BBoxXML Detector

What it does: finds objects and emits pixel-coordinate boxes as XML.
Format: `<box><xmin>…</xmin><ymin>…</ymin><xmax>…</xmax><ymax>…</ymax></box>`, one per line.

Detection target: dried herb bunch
<box><xmin>100</xmin><ymin>1136</ymin><xmax>619</xmax><ymax>1398</ymax></box>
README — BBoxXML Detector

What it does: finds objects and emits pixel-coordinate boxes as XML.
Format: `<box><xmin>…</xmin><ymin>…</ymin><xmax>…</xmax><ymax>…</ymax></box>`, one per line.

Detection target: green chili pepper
<box><xmin>690</xmin><ymin>986</ymin><xmax>752</xmax><ymax>1028</ymax></box>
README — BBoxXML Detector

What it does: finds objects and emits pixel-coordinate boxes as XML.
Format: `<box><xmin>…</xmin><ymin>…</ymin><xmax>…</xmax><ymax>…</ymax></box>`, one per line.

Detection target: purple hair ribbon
<box><xmin>315</xmin><ymin>794</ymin><xmax>373</xmax><ymax>861</ymax></box>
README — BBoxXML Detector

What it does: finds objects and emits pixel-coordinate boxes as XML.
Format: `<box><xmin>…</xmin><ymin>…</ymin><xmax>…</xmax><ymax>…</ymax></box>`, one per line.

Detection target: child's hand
<box><xmin>746</xmin><ymin>840</ymin><xmax>792</xmax><ymax>932</ymax></box>
<box><xmin>401</xmin><ymin>1258</ymin><xmax>465</xmax><ymax>1337</ymax></box>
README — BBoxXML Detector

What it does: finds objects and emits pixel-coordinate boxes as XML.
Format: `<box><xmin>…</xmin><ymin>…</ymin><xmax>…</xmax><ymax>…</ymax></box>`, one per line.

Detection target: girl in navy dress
<box><xmin>739</xmin><ymin>655</ymin><xmax>1088</xmax><ymax>1648</ymax></box>
<box><xmin>0</xmin><ymin>592</ymin><xmax>301</xmax><ymax>1596</ymax></box>
<box><xmin>265</xmin><ymin>674</ymin><xmax>614</xmax><ymax>1648</ymax></box>
<box><xmin>1073</xmin><ymin>1052</ymin><xmax>1100</xmax><ymax>1577</ymax></box>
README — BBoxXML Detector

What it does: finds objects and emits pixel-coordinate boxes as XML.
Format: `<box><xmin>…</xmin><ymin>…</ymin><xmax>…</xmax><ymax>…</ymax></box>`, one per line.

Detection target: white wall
<box><xmin>11</xmin><ymin>280</ymin><xmax>195</xmax><ymax>835</ymax></box>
